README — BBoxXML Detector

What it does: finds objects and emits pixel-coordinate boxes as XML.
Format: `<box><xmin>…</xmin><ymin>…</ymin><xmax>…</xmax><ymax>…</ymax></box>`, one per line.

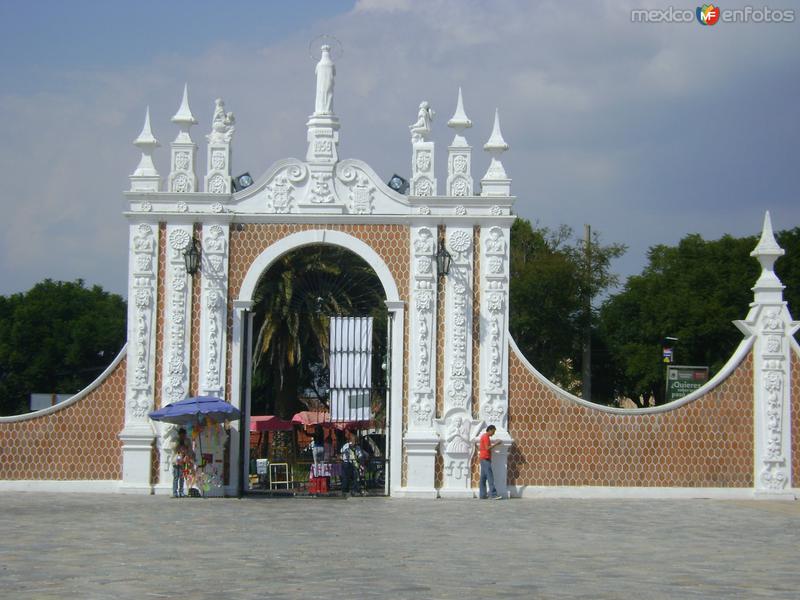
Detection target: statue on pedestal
<box><xmin>314</xmin><ymin>45</ymin><xmax>336</xmax><ymax>115</ymax></box>
<box><xmin>410</xmin><ymin>101</ymin><xmax>434</xmax><ymax>143</ymax></box>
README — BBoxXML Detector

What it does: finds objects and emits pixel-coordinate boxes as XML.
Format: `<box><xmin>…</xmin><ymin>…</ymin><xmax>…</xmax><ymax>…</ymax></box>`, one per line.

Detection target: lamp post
<box><xmin>183</xmin><ymin>237</ymin><xmax>201</xmax><ymax>275</ymax></box>
<box><xmin>436</xmin><ymin>239</ymin><xmax>452</xmax><ymax>279</ymax></box>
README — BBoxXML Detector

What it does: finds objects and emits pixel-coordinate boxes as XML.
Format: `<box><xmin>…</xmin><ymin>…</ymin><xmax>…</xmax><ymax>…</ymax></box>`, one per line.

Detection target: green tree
<box><xmin>509</xmin><ymin>219</ymin><xmax>625</xmax><ymax>392</ymax></box>
<box><xmin>251</xmin><ymin>245</ymin><xmax>386</xmax><ymax>419</ymax></box>
<box><xmin>596</xmin><ymin>228</ymin><xmax>800</xmax><ymax>406</ymax></box>
<box><xmin>0</xmin><ymin>279</ymin><xmax>127</xmax><ymax>416</ymax></box>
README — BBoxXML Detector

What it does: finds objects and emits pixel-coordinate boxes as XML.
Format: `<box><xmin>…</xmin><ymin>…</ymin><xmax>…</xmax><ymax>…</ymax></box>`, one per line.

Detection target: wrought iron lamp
<box><xmin>436</xmin><ymin>239</ymin><xmax>452</xmax><ymax>278</ymax></box>
<box><xmin>183</xmin><ymin>237</ymin><xmax>201</xmax><ymax>275</ymax></box>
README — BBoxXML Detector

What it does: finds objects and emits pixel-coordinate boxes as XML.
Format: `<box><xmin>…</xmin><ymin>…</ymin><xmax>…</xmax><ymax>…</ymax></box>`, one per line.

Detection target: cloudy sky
<box><xmin>1</xmin><ymin>0</ymin><xmax>797</xmax><ymax>298</ymax></box>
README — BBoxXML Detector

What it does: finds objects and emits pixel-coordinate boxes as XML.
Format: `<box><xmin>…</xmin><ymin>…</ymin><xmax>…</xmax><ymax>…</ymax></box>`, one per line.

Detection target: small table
<box><xmin>269</xmin><ymin>463</ymin><xmax>292</xmax><ymax>490</ymax></box>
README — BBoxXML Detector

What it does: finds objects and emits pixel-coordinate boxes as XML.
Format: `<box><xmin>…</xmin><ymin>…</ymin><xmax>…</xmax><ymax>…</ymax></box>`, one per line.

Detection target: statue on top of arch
<box><xmin>410</xmin><ymin>101</ymin><xmax>434</xmax><ymax>143</ymax></box>
<box><xmin>207</xmin><ymin>98</ymin><xmax>235</xmax><ymax>144</ymax></box>
<box><xmin>314</xmin><ymin>45</ymin><xmax>336</xmax><ymax>115</ymax></box>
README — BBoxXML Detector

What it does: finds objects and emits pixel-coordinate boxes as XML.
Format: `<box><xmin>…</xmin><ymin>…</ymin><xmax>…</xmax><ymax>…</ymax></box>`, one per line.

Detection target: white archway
<box><xmin>237</xmin><ymin>229</ymin><xmax>400</xmax><ymax>305</ymax></box>
<box><xmin>229</xmin><ymin>229</ymin><xmax>405</xmax><ymax>495</ymax></box>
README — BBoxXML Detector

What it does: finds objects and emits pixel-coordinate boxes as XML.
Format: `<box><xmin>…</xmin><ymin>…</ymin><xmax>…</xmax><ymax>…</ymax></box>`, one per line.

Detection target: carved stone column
<box><xmin>736</xmin><ymin>212</ymin><xmax>799</xmax><ymax>496</ymax></box>
<box><xmin>154</xmin><ymin>224</ymin><xmax>194</xmax><ymax>491</ymax></box>
<box><xmin>119</xmin><ymin>222</ymin><xmax>159</xmax><ymax>493</ymax></box>
<box><xmin>438</xmin><ymin>226</ymin><xmax>476</xmax><ymax>497</ymax></box>
<box><xmin>479</xmin><ymin>225</ymin><xmax>513</xmax><ymax>497</ymax></box>
<box><xmin>403</xmin><ymin>225</ymin><xmax>439</xmax><ymax>496</ymax></box>
<box><xmin>199</xmin><ymin>223</ymin><xmax>230</xmax><ymax>399</ymax></box>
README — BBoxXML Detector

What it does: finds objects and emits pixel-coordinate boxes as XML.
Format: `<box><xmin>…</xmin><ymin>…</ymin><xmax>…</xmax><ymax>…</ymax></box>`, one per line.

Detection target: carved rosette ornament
<box><xmin>161</xmin><ymin>226</ymin><xmax>193</xmax><ymax>409</ymax></box>
<box><xmin>480</xmin><ymin>226</ymin><xmax>510</xmax><ymax>430</ymax></box>
<box><xmin>199</xmin><ymin>224</ymin><xmax>229</xmax><ymax>398</ymax></box>
<box><xmin>408</xmin><ymin>226</ymin><xmax>437</xmax><ymax>433</ymax></box>
<box><xmin>126</xmin><ymin>223</ymin><xmax>158</xmax><ymax>421</ymax></box>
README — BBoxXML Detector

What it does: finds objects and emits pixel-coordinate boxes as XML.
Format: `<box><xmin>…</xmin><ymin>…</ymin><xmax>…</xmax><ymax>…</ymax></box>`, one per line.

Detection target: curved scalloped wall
<box><xmin>507</xmin><ymin>347</ymin><xmax>754</xmax><ymax>488</ymax></box>
<box><xmin>0</xmin><ymin>358</ymin><xmax>126</xmax><ymax>480</ymax></box>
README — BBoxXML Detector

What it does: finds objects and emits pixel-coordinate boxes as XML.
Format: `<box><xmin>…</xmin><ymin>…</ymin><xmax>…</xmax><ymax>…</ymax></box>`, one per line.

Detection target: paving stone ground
<box><xmin>1</xmin><ymin>492</ymin><xmax>798</xmax><ymax>599</ymax></box>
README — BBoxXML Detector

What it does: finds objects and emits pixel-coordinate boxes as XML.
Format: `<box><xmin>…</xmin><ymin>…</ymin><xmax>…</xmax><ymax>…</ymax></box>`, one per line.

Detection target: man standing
<box><xmin>172</xmin><ymin>428</ymin><xmax>192</xmax><ymax>498</ymax></box>
<box><xmin>478</xmin><ymin>425</ymin><xmax>503</xmax><ymax>500</ymax></box>
<box><xmin>340</xmin><ymin>430</ymin><xmax>364</xmax><ymax>497</ymax></box>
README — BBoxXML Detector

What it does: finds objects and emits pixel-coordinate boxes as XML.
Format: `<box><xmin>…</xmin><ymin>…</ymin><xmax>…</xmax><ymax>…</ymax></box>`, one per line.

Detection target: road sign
<box><xmin>662</xmin><ymin>347</ymin><xmax>674</xmax><ymax>363</ymax></box>
<box><xmin>666</xmin><ymin>365</ymin><xmax>709</xmax><ymax>402</ymax></box>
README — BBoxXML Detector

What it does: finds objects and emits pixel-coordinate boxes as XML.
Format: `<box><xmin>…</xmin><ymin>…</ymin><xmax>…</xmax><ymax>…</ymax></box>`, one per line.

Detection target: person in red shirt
<box><xmin>477</xmin><ymin>425</ymin><xmax>503</xmax><ymax>499</ymax></box>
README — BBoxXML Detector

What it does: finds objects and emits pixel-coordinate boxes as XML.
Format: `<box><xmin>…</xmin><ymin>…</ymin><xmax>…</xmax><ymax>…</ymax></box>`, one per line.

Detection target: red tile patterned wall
<box><xmin>0</xmin><ymin>358</ymin><xmax>127</xmax><ymax>480</ymax></box>
<box><xmin>791</xmin><ymin>350</ymin><xmax>799</xmax><ymax>488</ymax></box>
<box><xmin>507</xmin><ymin>346</ymin><xmax>755</xmax><ymax>487</ymax></box>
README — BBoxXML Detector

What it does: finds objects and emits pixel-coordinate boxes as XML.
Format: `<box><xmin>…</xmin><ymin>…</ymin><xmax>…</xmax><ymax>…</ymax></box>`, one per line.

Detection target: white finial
<box><xmin>131</xmin><ymin>107</ymin><xmax>160</xmax><ymax>184</ymax></box>
<box><xmin>447</xmin><ymin>87</ymin><xmax>472</xmax><ymax>130</ymax></box>
<box><xmin>133</xmin><ymin>106</ymin><xmax>159</xmax><ymax>148</ymax></box>
<box><xmin>484</xmin><ymin>109</ymin><xmax>508</xmax><ymax>152</ymax></box>
<box><xmin>751</xmin><ymin>211</ymin><xmax>785</xmax><ymax>303</ymax></box>
<box><xmin>171</xmin><ymin>83</ymin><xmax>197</xmax><ymax>125</ymax></box>
<box><xmin>752</xmin><ymin>211</ymin><xmax>784</xmax><ymax>260</ymax></box>
<box><xmin>480</xmin><ymin>109</ymin><xmax>510</xmax><ymax>196</ymax></box>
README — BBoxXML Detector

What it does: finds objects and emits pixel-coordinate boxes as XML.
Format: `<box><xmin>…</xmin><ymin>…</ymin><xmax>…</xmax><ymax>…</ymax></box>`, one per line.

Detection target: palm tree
<box><xmin>251</xmin><ymin>245</ymin><xmax>386</xmax><ymax>419</ymax></box>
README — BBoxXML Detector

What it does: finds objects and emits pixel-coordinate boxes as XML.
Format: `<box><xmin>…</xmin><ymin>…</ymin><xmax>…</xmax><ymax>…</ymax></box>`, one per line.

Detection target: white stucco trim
<box><xmin>237</xmin><ymin>229</ymin><xmax>401</xmax><ymax>304</ymax></box>
<box><xmin>508</xmin><ymin>334</ymin><xmax>755</xmax><ymax>415</ymax></box>
<box><xmin>233</xmin><ymin>229</ymin><xmax>404</xmax><ymax>495</ymax></box>
<box><xmin>509</xmin><ymin>485</ymin><xmax>797</xmax><ymax>500</ymax></box>
<box><xmin>0</xmin><ymin>345</ymin><xmax>127</xmax><ymax>423</ymax></box>
<box><xmin>0</xmin><ymin>480</ymin><xmax>122</xmax><ymax>493</ymax></box>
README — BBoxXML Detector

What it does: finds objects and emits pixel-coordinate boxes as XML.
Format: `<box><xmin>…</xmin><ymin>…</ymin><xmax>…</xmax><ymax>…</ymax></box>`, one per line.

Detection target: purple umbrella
<box><xmin>149</xmin><ymin>396</ymin><xmax>241</xmax><ymax>426</ymax></box>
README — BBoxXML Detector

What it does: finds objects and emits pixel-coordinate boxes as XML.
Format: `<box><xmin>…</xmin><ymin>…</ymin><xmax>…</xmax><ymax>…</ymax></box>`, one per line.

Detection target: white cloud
<box><xmin>1</xmin><ymin>0</ymin><xmax>797</xmax><ymax>297</ymax></box>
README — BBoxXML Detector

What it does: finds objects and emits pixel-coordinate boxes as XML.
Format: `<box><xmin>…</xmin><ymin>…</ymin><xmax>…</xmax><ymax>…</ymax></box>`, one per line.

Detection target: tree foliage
<box><xmin>596</xmin><ymin>228</ymin><xmax>800</xmax><ymax>406</ymax></box>
<box><xmin>251</xmin><ymin>246</ymin><xmax>386</xmax><ymax>419</ymax></box>
<box><xmin>509</xmin><ymin>219</ymin><xmax>625</xmax><ymax>391</ymax></box>
<box><xmin>0</xmin><ymin>279</ymin><xmax>126</xmax><ymax>416</ymax></box>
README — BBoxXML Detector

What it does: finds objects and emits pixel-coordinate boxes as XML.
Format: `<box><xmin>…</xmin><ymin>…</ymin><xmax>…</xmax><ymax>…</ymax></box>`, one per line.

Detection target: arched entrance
<box><xmin>229</xmin><ymin>230</ymin><xmax>404</xmax><ymax>496</ymax></box>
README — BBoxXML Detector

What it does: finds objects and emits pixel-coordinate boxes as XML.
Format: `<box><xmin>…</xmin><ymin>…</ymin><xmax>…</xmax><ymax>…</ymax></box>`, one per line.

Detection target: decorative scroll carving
<box><xmin>408</xmin><ymin>226</ymin><xmax>437</xmax><ymax>434</ymax></box>
<box><xmin>444</xmin><ymin>228</ymin><xmax>473</xmax><ymax>416</ymax></box>
<box><xmin>162</xmin><ymin>226</ymin><xmax>192</xmax><ymax>407</ymax></box>
<box><xmin>267</xmin><ymin>174</ymin><xmax>294</xmax><ymax>214</ymax></box>
<box><xmin>480</xmin><ymin>226</ymin><xmax>510</xmax><ymax>430</ymax></box>
<box><xmin>200</xmin><ymin>224</ymin><xmax>229</xmax><ymax>397</ymax></box>
<box><xmin>208</xmin><ymin>174</ymin><xmax>226</xmax><ymax>194</ymax></box>
<box><xmin>308</xmin><ymin>173</ymin><xmax>335</xmax><ymax>204</ymax></box>
<box><xmin>759</xmin><ymin>309</ymin><xmax>788</xmax><ymax>490</ymax></box>
<box><xmin>128</xmin><ymin>223</ymin><xmax>157</xmax><ymax>420</ymax></box>
<box><xmin>349</xmin><ymin>176</ymin><xmax>374</xmax><ymax>214</ymax></box>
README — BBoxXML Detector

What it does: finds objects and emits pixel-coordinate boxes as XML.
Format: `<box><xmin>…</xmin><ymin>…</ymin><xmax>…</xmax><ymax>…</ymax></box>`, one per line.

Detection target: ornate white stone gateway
<box><xmin>122</xmin><ymin>47</ymin><xmax>516</xmax><ymax>497</ymax></box>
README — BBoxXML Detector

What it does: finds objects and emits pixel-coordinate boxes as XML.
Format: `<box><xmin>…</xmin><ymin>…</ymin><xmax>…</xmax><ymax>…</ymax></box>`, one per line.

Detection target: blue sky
<box><xmin>0</xmin><ymin>0</ymin><xmax>798</xmax><ymax>299</ymax></box>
